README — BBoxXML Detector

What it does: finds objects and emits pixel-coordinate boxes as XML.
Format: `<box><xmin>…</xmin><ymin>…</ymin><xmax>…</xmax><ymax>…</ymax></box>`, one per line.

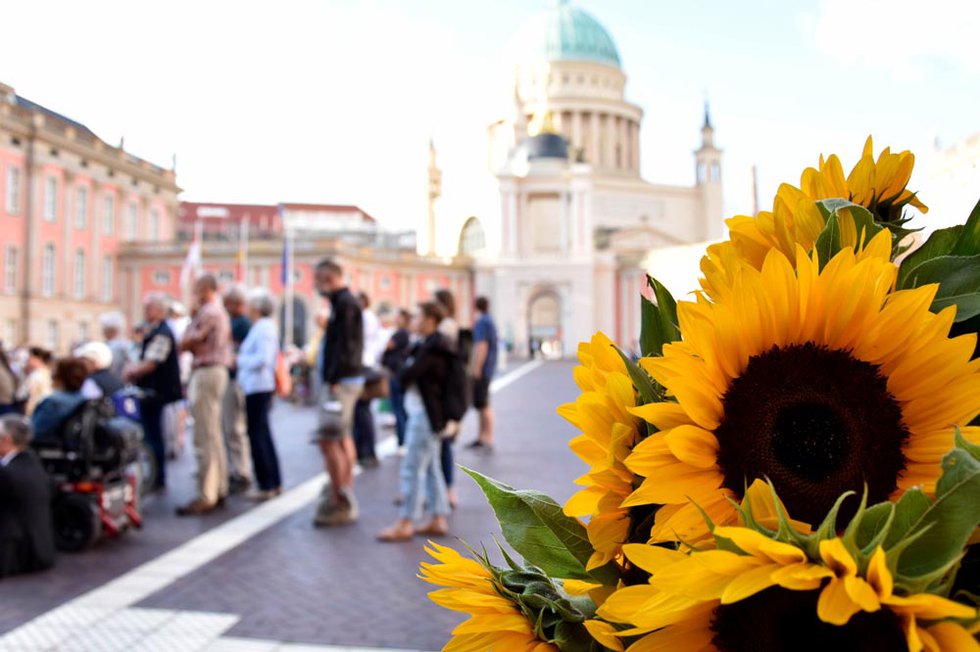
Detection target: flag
<box><xmin>237</xmin><ymin>217</ymin><xmax>249</xmax><ymax>282</ymax></box>
<box><xmin>279</xmin><ymin>205</ymin><xmax>291</xmax><ymax>287</ymax></box>
<box><xmin>180</xmin><ymin>220</ymin><xmax>203</xmax><ymax>291</ymax></box>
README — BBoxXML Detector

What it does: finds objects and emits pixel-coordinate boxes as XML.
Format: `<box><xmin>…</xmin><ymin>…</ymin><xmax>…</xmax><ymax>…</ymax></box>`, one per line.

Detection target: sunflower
<box><xmin>558</xmin><ymin>332</ymin><xmax>642</xmax><ymax>570</ymax></box>
<box><xmin>700</xmin><ymin>137</ymin><xmax>928</xmax><ymax>301</ymax></box>
<box><xmin>595</xmin><ymin>531</ymin><xmax>979</xmax><ymax>652</ymax></box>
<box><xmin>418</xmin><ymin>542</ymin><xmax>558</xmax><ymax>652</ymax></box>
<box><xmin>625</xmin><ymin>239</ymin><xmax>980</xmax><ymax>543</ymax></box>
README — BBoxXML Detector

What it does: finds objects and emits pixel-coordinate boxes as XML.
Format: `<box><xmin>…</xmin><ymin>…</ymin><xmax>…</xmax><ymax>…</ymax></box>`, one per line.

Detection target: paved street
<box><xmin>0</xmin><ymin>360</ymin><xmax>583</xmax><ymax>651</ymax></box>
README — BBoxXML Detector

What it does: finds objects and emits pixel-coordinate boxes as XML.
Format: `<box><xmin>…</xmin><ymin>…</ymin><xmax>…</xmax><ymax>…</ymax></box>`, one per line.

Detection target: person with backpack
<box><xmin>433</xmin><ymin>289</ymin><xmax>469</xmax><ymax>508</ymax></box>
<box><xmin>377</xmin><ymin>302</ymin><xmax>455</xmax><ymax>542</ymax></box>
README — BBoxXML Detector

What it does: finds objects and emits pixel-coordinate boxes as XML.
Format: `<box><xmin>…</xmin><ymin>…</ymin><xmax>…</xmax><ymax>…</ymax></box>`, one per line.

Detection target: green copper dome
<box><xmin>519</xmin><ymin>0</ymin><xmax>622</xmax><ymax>69</ymax></box>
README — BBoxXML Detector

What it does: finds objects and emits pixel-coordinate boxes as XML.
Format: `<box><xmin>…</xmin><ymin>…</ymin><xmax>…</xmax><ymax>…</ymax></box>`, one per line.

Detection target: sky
<box><xmin>2</xmin><ymin>0</ymin><xmax>978</xmax><ymax>235</ymax></box>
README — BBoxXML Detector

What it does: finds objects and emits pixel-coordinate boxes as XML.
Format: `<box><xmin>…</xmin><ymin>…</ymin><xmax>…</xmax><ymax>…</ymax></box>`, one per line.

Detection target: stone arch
<box><xmin>527</xmin><ymin>288</ymin><xmax>563</xmax><ymax>359</ymax></box>
<box><xmin>458</xmin><ymin>216</ymin><xmax>487</xmax><ymax>257</ymax></box>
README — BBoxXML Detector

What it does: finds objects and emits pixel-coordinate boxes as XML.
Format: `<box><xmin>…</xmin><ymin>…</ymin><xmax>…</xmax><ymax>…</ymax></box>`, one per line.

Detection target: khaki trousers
<box><xmin>221</xmin><ymin>377</ymin><xmax>252</xmax><ymax>481</ymax></box>
<box><xmin>189</xmin><ymin>366</ymin><xmax>229</xmax><ymax>504</ymax></box>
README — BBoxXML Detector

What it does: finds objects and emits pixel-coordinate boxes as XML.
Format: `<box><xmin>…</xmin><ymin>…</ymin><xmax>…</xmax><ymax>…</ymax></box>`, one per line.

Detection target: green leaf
<box><xmin>897</xmin><ymin>226</ymin><xmax>962</xmax><ymax>289</ymax></box>
<box><xmin>813</xmin><ymin>200</ymin><xmax>885</xmax><ymax>269</ymax></box>
<box><xmin>613</xmin><ymin>346</ymin><xmax>661</xmax><ymax>407</ymax></box>
<box><xmin>462</xmin><ymin>467</ymin><xmax>618</xmax><ymax>584</ymax></box>
<box><xmin>814</xmin><ymin>214</ymin><xmax>842</xmax><ymax>271</ymax></box>
<box><xmin>639</xmin><ymin>276</ymin><xmax>680</xmax><ymax>357</ymax></box>
<box><xmin>951</xmin><ymin>197</ymin><xmax>980</xmax><ymax>256</ymax></box>
<box><xmin>901</xmin><ymin>254</ymin><xmax>980</xmax><ymax>322</ymax></box>
<box><xmin>884</xmin><ymin>489</ymin><xmax>931</xmax><ymax>549</ymax></box>
<box><xmin>854</xmin><ymin>502</ymin><xmax>895</xmax><ymax>555</ymax></box>
<box><xmin>895</xmin><ymin>435</ymin><xmax>980</xmax><ymax>582</ymax></box>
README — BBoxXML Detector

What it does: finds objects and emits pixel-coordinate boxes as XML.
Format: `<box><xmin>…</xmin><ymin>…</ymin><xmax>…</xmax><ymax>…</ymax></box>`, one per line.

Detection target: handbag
<box><xmin>274</xmin><ymin>352</ymin><xmax>293</xmax><ymax>399</ymax></box>
<box><xmin>361</xmin><ymin>368</ymin><xmax>389</xmax><ymax>401</ymax></box>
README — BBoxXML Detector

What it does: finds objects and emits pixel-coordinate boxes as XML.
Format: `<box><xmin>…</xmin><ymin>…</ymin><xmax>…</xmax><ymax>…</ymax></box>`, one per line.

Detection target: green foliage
<box><xmin>897</xmin><ymin>197</ymin><xmax>980</xmax><ymax>323</ymax></box>
<box><xmin>639</xmin><ymin>275</ymin><xmax>680</xmax><ymax>357</ymax></box>
<box><xmin>813</xmin><ymin>200</ymin><xmax>884</xmax><ymax>270</ymax></box>
<box><xmin>462</xmin><ymin>467</ymin><xmax>619</xmax><ymax>585</ymax></box>
<box><xmin>613</xmin><ymin>347</ymin><xmax>661</xmax><ymax>408</ymax></box>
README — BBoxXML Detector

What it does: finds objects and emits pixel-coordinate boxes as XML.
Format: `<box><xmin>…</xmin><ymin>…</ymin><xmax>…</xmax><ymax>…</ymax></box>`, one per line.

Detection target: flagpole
<box><xmin>284</xmin><ymin>222</ymin><xmax>295</xmax><ymax>348</ymax></box>
<box><xmin>238</xmin><ymin>217</ymin><xmax>249</xmax><ymax>283</ymax></box>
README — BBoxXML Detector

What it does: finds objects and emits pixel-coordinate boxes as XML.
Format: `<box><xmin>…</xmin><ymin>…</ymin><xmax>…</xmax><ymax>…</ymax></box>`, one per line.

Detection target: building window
<box><xmin>711</xmin><ymin>162</ymin><xmax>721</xmax><ymax>182</ymax></box>
<box><xmin>5</xmin><ymin>166</ymin><xmax>21</xmax><ymax>214</ymax></box>
<box><xmin>42</xmin><ymin>244</ymin><xmax>55</xmax><ymax>296</ymax></box>
<box><xmin>75</xmin><ymin>186</ymin><xmax>88</xmax><ymax>228</ymax></box>
<box><xmin>218</xmin><ymin>269</ymin><xmax>235</xmax><ymax>283</ymax></box>
<box><xmin>46</xmin><ymin>320</ymin><xmax>59</xmax><ymax>351</ymax></box>
<box><xmin>153</xmin><ymin>270</ymin><xmax>171</xmax><ymax>286</ymax></box>
<box><xmin>379</xmin><ymin>276</ymin><xmax>392</xmax><ymax>290</ymax></box>
<box><xmin>73</xmin><ymin>249</ymin><xmax>86</xmax><ymax>298</ymax></box>
<box><xmin>149</xmin><ymin>209</ymin><xmax>160</xmax><ymax>242</ymax></box>
<box><xmin>101</xmin><ymin>256</ymin><xmax>113</xmax><ymax>301</ymax></box>
<box><xmin>4</xmin><ymin>246</ymin><xmax>16</xmax><ymax>294</ymax></box>
<box><xmin>458</xmin><ymin>217</ymin><xmax>487</xmax><ymax>256</ymax></box>
<box><xmin>126</xmin><ymin>202</ymin><xmax>138</xmax><ymax>241</ymax></box>
<box><xmin>103</xmin><ymin>195</ymin><xmax>115</xmax><ymax>235</ymax></box>
<box><xmin>78</xmin><ymin>321</ymin><xmax>89</xmax><ymax>342</ymax></box>
<box><xmin>44</xmin><ymin>177</ymin><xmax>57</xmax><ymax>221</ymax></box>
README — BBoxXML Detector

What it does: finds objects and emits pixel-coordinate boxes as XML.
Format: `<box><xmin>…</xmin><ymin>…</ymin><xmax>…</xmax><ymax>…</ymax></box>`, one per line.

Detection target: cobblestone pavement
<box><xmin>0</xmin><ymin>361</ymin><xmax>583</xmax><ymax>651</ymax></box>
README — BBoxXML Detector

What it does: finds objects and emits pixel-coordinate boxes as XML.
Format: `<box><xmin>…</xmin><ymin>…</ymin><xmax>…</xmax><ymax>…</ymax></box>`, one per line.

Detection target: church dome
<box><xmin>517</xmin><ymin>0</ymin><xmax>622</xmax><ymax>69</ymax></box>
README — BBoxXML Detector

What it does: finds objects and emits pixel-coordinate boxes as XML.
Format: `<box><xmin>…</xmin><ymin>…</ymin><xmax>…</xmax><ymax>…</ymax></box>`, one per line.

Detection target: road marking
<box><xmin>0</xmin><ymin>359</ymin><xmax>545</xmax><ymax>651</ymax></box>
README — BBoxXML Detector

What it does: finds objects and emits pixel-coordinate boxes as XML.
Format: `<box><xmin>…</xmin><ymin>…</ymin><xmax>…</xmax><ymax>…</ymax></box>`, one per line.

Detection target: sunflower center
<box><xmin>711</xmin><ymin>587</ymin><xmax>906</xmax><ymax>652</ymax></box>
<box><xmin>714</xmin><ymin>343</ymin><xmax>909</xmax><ymax>526</ymax></box>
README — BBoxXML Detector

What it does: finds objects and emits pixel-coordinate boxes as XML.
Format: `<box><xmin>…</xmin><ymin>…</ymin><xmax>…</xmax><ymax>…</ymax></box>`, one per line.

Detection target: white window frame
<box><xmin>73</xmin><ymin>249</ymin><xmax>86</xmax><ymax>299</ymax></box>
<box><xmin>5</xmin><ymin>166</ymin><xmax>21</xmax><ymax>214</ymax></box>
<box><xmin>42</xmin><ymin>244</ymin><xmax>55</xmax><ymax>297</ymax></box>
<box><xmin>102</xmin><ymin>195</ymin><xmax>115</xmax><ymax>235</ymax></box>
<box><xmin>153</xmin><ymin>270</ymin><xmax>171</xmax><ymax>286</ymax></box>
<box><xmin>149</xmin><ymin>208</ymin><xmax>160</xmax><ymax>242</ymax></box>
<box><xmin>46</xmin><ymin>320</ymin><xmax>59</xmax><ymax>351</ymax></box>
<box><xmin>126</xmin><ymin>202</ymin><xmax>138</xmax><ymax>241</ymax></box>
<box><xmin>101</xmin><ymin>255</ymin><xmax>113</xmax><ymax>301</ymax></box>
<box><xmin>44</xmin><ymin>176</ymin><xmax>57</xmax><ymax>221</ymax></box>
<box><xmin>75</xmin><ymin>186</ymin><xmax>88</xmax><ymax>228</ymax></box>
<box><xmin>4</xmin><ymin>246</ymin><xmax>17</xmax><ymax>294</ymax></box>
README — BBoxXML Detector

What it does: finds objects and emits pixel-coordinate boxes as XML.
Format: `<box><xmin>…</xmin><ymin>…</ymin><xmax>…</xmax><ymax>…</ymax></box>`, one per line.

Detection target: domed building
<box><xmin>430</xmin><ymin>0</ymin><xmax>724</xmax><ymax>358</ymax></box>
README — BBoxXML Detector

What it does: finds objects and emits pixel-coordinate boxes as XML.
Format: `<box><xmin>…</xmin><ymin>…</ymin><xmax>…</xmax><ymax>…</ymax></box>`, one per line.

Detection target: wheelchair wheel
<box><xmin>137</xmin><ymin>441</ymin><xmax>158</xmax><ymax>497</ymax></box>
<box><xmin>53</xmin><ymin>494</ymin><xmax>101</xmax><ymax>552</ymax></box>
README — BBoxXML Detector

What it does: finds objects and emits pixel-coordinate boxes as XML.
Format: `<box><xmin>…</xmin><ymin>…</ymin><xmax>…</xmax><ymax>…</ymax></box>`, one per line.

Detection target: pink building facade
<box><xmin>0</xmin><ymin>82</ymin><xmax>179</xmax><ymax>352</ymax></box>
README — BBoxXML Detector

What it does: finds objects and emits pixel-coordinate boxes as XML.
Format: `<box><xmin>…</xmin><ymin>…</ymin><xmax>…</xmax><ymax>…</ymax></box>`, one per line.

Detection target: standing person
<box><xmin>177</xmin><ymin>274</ymin><xmax>233</xmax><ymax>516</ymax></box>
<box><xmin>100</xmin><ymin>312</ymin><xmax>134</xmax><ymax>381</ymax></box>
<box><xmin>353</xmin><ymin>292</ymin><xmax>379</xmax><ymax>468</ymax></box>
<box><xmin>0</xmin><ymin>349</ymin><xmax>19</xmax><ymax>416</ymax></box>
<box><xmin>0</xmin><ymin>415</ymin><xmax>55</xmax><ymax>578</ymax></box>
<box><xmin>467</xmin><ymin>296</ymin><xmax>498</xmax><ymax>450</ymax></box>
<box><xmin>312</xmin><ymin>259</ymin><xmax>364</xmax><ymax>527</ymax></box>
<box><xmin>236</xmin><ymin>290</ymin><xmax>283</xmax><ymax>502</ymax></box>
<box><xmin>124</xmin><ymin>293</ymin><xmax>183</xmax><ymax>492</ymax></box>
<box><xmin>377</xmin><ymin>302</ymin><xmax>452</xmax><ymax>541</ymax></box>
<box><xmin>21</xmin><ymin>348</ymin><xmax>52</xmax><ymax>417</ymax></box>
<box><xmin>381</xmin><ymin>309</ymin><xmax>411</xmax><ymax>451</ymax></box>
<box><xmin>165</xmin><ymin>301</ymin><xmax>192</xmax><ymax>460</ymax></box>
<box><xmin>433</xmin><ymin>289</ymin><xmax>461</xmax><ymax>507</ymax></box>
<box><xmin>222</xmin><ymin>286</ymin><xmax>253</xmax><ymax>494</ymax></box>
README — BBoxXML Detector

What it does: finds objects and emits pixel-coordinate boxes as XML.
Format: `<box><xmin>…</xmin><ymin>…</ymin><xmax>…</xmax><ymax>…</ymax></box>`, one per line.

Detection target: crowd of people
<box><xmin>0</xmin><ymin>257</ymin><xmax>500</xmax><ymax>576</ymax></box>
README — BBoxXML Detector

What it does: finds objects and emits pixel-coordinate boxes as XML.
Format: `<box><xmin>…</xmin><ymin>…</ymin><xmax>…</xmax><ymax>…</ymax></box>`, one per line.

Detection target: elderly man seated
<box><xmin>0</xmin><ymin>415</ymin><xmax>55</xmax><ymax>577</ymax></box>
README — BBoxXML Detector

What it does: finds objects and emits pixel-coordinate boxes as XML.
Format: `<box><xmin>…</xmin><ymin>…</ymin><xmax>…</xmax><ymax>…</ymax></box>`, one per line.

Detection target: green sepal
<box><xmin>613</xmin><ymin>347</ymin><xmax>662</xmax><ymax>408</ymax></box>
<box><xmin>639</xmin><ymin>275</ymin><xmax>680</xmax><ymax>357</ymax></box>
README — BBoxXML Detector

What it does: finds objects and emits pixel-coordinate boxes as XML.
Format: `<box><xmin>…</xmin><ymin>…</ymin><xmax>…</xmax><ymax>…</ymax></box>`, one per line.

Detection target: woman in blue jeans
<box><xmin>377</xmin><ymin>302</ymin><xmax>452</xmax><ymax>542</ymax></box>
<box><xmin>236</xmin><ymin>290</ymin><xmax>283</xmax><ymax>501</ymax></box>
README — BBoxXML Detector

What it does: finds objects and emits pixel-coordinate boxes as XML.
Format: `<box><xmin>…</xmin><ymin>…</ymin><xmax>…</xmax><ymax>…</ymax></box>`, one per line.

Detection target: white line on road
<box><xmin>0</xmin><ymin>359</ymin><xmax>545</xmax><ymax>652</ymax></box>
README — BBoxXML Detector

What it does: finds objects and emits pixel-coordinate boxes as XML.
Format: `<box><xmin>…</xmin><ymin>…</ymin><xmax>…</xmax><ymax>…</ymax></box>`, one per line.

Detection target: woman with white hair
<box><xmin>74</xmin><ymin>341</ymin><xmax>123</xmax><ymax>399</ymax></box>
<box><xmin>236</xmin><ymin>289</ymin><xmax>283</xmax><ymax>501</ymax></box>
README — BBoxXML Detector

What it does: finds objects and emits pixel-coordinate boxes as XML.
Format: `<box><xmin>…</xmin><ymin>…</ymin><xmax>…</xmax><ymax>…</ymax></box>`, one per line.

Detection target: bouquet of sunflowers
<box><xmin>419</xmin><ymin>139</ymin><xmax>980</xmax><ymax>652</ymax></box>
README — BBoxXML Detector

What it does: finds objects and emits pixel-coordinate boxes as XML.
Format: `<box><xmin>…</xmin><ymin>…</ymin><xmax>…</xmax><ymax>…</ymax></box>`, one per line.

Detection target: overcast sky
<box><xmin>2</xmin><ymin>0</ymin><xmax>978</xmax><ymax>234</ymax></box>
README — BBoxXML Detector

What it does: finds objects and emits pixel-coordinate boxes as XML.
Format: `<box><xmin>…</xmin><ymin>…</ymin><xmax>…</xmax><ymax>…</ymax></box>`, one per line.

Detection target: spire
<box><xmin>700</xmin><ymin>98</ymin><xmax>715</xmax><ymax>148</ymax></box>
<box><xmin>703</xmin><ymin>100</ymin><xmax>712</xmax><ymax>130</ymax></box>
<box><xmin>425</xmin><ymin>138</ymin><xmax>442</xmax><ymax>257</ymax></box>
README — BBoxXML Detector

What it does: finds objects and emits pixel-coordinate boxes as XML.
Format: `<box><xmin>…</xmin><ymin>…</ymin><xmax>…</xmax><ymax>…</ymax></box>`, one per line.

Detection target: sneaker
<box><xmin>312</xmin><ymin>497</ymin><xmax>356</xmax><ymax>527</ymax></box>
<box><xmin>358</xmin><ymin>457</ymin><xmax>380</xmax><ymax>469</ymax></box>
<box><xmin>339</xmin><ymin>488</ymin><xmax>360</xmax><ymax>521</ymax></box>
<box><xmin>228</xmin><ymin>475</ymin><xmax>251</xmax><ymax>494</ymax></box>
<box><xmin>176</xmin><ymin>498</ymin><xmax>219</xmax><ymax>516</ymax></box>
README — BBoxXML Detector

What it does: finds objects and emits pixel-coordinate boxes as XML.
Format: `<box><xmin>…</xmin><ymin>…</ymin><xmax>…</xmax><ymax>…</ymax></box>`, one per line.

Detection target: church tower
<box><xmin>423</xmin><ymin>138</ymin><xmax>442</xmax><ymax>256</ymax></box>
<box><xmin>695</xmin><ymin>102</ymin><xmax>723</xmax><ymax>240</ymax></box>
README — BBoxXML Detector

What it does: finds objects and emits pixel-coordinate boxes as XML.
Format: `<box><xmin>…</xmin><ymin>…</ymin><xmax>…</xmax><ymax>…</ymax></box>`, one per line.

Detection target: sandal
<box><xmin>377</xmin><ymin>524</ymin><xmax>415</xmax><ymax>542</ymax></box>
<box><xmin>416</xmin><ymin>522</ymin><xmax>449</xmax><ymax>537</ymax></box>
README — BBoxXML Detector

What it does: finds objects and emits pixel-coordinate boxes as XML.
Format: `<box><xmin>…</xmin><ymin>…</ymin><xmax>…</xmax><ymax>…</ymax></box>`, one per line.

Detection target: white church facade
<box><xmin>427</xmin><ymin>0</ymin><xmax>725</xmax><ymax>358</ymax></box>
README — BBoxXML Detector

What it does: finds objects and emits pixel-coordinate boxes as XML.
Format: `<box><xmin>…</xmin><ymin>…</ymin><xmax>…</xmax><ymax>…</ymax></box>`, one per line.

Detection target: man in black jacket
<box><xmin>0</xmin><ymin>415</ymin><xmax>55</xmax><ymax>577</ymax></box>
<box><xmin>313</xmin><ymin>259</ymin><xmax>364</xmax><ymax>527</ymax></box>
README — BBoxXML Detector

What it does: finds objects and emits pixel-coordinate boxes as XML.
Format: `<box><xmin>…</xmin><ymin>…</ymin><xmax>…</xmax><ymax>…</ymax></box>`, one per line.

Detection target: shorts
<box><xmin>472</xmin><ymin>376</ymin><xmax>491</xmax><ymax>410</ymax></box>
<box><xmin>316</xmin><ymin>382</ymin><xmax>362</xmax><ymax>440</ymax></box>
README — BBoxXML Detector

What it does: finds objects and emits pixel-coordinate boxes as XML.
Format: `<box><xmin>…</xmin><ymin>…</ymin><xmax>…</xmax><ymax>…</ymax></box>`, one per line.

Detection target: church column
<box><xmin>572</xmin><ymin>112</ymin><xmax>583</xmax><ymax>159</ymax></box>
<box><xmin>590</xmin><ymin>112</ymin><xmax>601</xmax><ymax>168</ymax></box>
<box><xmin>618</xmin><ymin>116</ymin><xmax>627</xmax><ymax>170</ymax></box>
<box><xmin>630</xmin><ymin>121</ymin><xmax>639</xmax><ymax>171</ymax></box>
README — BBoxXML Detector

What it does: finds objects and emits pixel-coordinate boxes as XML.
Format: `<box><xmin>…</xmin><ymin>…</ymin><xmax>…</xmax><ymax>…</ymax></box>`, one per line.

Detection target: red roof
<box><xmin>279</xmin><ymin>203</ymin><xmax>377</xmax><ymax>223</ymax></box>
<box><xmin>179</xmin><ymin>202</ymin><xmax>377</xmax><ymax>224</ymax></box>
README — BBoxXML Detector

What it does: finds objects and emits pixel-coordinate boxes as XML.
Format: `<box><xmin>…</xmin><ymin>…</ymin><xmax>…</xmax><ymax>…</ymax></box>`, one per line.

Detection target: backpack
<box><xmin>442</xmin><ymin>350</ymin><xmax>470</xmax><ymax>423</ymax></box>
<box><xmin>457</xmin><ymin>328</ymin><xmax>474</xmax><ymax>366</ymax></box>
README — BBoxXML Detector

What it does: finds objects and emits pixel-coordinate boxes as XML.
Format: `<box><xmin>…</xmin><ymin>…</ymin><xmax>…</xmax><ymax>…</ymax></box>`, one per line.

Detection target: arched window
<box><xmin>458</xmin><ymin>217</ymin><xmax>487</xmax><ymax>256</ymax></box>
